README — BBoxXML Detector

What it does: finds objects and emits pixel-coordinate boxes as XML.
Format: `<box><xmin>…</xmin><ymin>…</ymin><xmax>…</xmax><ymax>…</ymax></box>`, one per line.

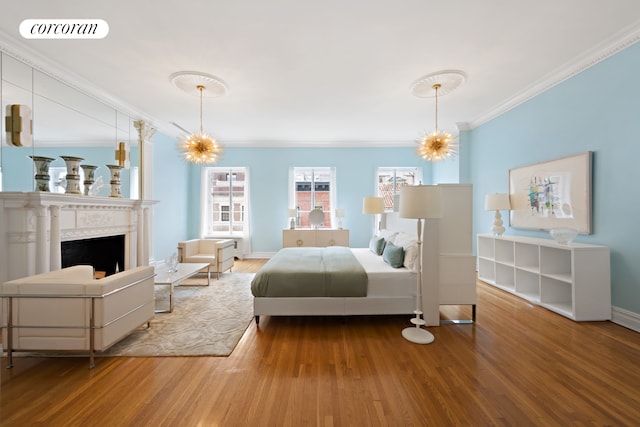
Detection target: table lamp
<box><xmin>362</xmin><ymin>197</ymin><xmax>384</xmax><ymax>232</ymax></box>
<box><xmin>288</xmin><ymin>208</ymin><xmax>297</xmax><ymax>229</ymax></box>
<box><xmin>335</xmin><ymin>208</ymin><xmax>345</xmax><ymax>229</ymax></box>
<box><xmin>485</xmin><ymin>193</ymin><xmax>511</xmax><ymax>236</ymax></box>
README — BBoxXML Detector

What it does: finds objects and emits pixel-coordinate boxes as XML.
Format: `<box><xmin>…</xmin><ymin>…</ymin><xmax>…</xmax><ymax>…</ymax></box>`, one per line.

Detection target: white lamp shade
<box><xmin>485</xmin><ymin>193</ymin><xmax>511</xmax><ymax>211</ymax></box>
<box><xmin>335</xmin><ymin>208</ymin><xmax>345</xmax><ymax>218</ymax></box>
<box><xmin>362</xmin><ymin>197</ymin><xmax>384</xmax><ymax>214</ymax></box>
<box><xmin>399</xmin><ymin>185</ymin><xmax>442</xmax><ymax>219</ymax></box>
<box><xmin>288</xmin><ymin>208</ymin><xmax>297</xmax><ymax>218</ymax></box>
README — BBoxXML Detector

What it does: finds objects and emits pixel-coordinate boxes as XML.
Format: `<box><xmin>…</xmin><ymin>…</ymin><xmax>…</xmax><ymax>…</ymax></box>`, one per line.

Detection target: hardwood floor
<box><xmin>2</xmin><ymin>259</ymin><xmax>640</xmax><ymax>426</ymax></box>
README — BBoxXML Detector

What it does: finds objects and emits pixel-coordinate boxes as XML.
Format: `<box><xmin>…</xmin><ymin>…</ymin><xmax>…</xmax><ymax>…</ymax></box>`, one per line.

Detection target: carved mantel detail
<box><xmin>0</xmin><ymin>192</ymin><xmax>157</xmax><ymax>284</ymax></box>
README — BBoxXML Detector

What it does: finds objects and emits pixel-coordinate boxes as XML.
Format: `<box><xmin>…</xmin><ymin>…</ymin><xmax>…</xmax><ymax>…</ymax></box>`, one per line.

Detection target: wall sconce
<box><xmin>485</xmin><ymin>193</ymin><xmax>511</xmax><ymax>236</ymax></box>
<box><xmin>5</xmin><ymin>104</ymin><xmax>33</xmax><ymax>147</ymax></box>
<box><xmin>115</xmin><ymin>141</ymin><xmax>130</xmax><ymax>169</ymax></box>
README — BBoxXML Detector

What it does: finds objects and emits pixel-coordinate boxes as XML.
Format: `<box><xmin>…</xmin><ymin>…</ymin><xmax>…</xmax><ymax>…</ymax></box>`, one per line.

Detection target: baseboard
<box><xmin>612</xmin><ymin>306</ymin><xmax>640</xmax><ymax>333</ymax></box>
<box><xmin>244</xmin><ymin>252</ymin><xmax>276</xmax><ymax>259</ymax></box>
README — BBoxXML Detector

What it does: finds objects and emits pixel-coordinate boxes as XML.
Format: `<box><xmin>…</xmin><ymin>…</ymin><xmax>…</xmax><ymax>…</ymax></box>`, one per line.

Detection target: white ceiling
<box><xmin>1</xmin><ymin>1</ymin><xmax>640</xmax><ymax>147</ymax></box>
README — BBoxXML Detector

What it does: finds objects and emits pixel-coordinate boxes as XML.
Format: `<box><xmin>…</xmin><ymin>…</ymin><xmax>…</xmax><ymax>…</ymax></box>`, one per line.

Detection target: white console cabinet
<box><xmin>282</xmin><ymin>229</ymin><xmax>349</xmax><ymax>248</ymax></box>
<box><xmin>477</xmin><ymin>234</ymin><xmax>611</xmax><ymax>321</ymax></box>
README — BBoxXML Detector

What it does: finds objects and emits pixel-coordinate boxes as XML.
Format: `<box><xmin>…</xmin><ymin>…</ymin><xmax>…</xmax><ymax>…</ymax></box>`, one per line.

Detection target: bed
<box><xmin>251</xmin><ymin>245</ymin><xmax>418</xmax><ymax>323</ymax></box>
<box><xmin>252</xmin><ymin>185</ymin><xmax>477</xmax><ymax>326</ymax></box>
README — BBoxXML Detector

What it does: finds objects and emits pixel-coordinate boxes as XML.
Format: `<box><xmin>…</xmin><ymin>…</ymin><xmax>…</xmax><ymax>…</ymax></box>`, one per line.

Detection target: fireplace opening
<box><xmin>61</xmin><ymin>235</ymin><xmax>125</xmax><ymax>277</ymax></box>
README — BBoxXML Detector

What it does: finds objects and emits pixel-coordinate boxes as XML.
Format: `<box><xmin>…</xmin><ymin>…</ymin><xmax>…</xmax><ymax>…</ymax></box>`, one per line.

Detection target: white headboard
<box><xmin>380</xmin><ymin>212</ymin><xmax>419</xmax><ymax>237</ymax></box>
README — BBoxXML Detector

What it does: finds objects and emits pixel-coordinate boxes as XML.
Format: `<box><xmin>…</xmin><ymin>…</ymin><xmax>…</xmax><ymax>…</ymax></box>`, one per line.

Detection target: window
<box><xmin>376</xmin><ymin>167</ymin><xmax>422</xmax><ymax>211</ymax></box>
<box><xmin>290</xmin><ymin>167</ymin><xmax>336</xmax><ymax>228</ymax></box>
<box><xmin>201</xmin><ymin>167</ymin><xmax>248</xmax><ymax>236</ymax></box>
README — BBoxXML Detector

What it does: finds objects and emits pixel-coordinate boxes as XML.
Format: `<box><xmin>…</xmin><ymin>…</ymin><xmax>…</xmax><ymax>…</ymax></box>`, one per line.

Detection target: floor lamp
<box><xmin>398</xmin><ymin>185</ymin><xmax>442</xmax><ymax>344</ymax></box>
<box><xmin>362</xmin><ymin>196</ymin><xmax>384</xmax><ymax>232</ymax></box>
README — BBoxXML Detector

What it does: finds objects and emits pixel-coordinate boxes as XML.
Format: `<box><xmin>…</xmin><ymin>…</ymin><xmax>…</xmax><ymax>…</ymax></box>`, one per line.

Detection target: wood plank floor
<box><xmin>2</xmin><ymin>259</ymin><xmax>640</xmax><ymax>426</ymax></box>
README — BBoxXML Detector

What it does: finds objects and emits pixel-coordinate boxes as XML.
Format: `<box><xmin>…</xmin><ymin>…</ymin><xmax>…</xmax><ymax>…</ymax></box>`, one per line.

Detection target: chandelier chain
<box><xmin>197</xmin><ymin>85</ymin><xmax>205</xmax><ymax>134</ymax></box>
<box><xmin>433</xmin><ymin>83</ymin><xmax>441</xmax><ymax>132</ymax></box>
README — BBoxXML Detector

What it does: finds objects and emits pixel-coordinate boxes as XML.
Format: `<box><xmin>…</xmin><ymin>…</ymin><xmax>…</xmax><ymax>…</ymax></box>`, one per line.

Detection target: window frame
<box><xmin>375</xmin><ymin>167</ymin><xmax>422</xmax><ymax>212</ymax></box>
<box><xmin>200</xmin><ymin>167</ymin><xmax>248</xmax><ymax>237</ymax></box>
<box><xmin>289</xmin><ymin>167</ymin><xmax>337</xmax><ymax>228</ymax></box>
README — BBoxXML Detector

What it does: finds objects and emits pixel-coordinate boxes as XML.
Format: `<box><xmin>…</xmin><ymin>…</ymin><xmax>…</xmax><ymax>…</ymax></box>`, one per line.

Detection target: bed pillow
<box><xmin>382</xmin><ymin>242</ymin><xmax>405</xmax><ymax>268</ymax></box>
<box><xmin>368</xmin><ymin>236</ymin><xmax>386</xmax><ymax>255</ymax></box>
<box><xmin>392</xmin><ymin>232</ymin><xmax>413</xmax><ymax>246</ymax></box>
<box><xmin>378</xmin><ymin>230</ymin><xmax>398</xmax><ymax>246</ymax></box>
<box><xmin>402</xmin><ymin>242</ymin><xmax>419</xmax><ymax>271</ymax></box>
<box><xmin>393</xmin><ymin>232</ymin><xmax>419</xmax><ymax>271</ymax></box>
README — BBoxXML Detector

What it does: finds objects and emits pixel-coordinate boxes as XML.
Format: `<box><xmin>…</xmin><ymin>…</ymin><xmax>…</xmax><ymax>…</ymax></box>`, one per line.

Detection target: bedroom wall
<box><xmin>152</xmin><ymin>132</ymin><xmax>189</xmax><ymax>262</ymax></box>
<box><xmin>431</xmin><ymin>131</ymin><xmax>471</xmax><ymax>184</ymax></box>
<box><xmin>186</xmin><ymin>146</ymin><xmax>431</xmax><ymax>254</ymax></box>
<box><xmin>468</xmin><ymin>41</ymin><xmax>640</xmax><ymax>320</ymax></box>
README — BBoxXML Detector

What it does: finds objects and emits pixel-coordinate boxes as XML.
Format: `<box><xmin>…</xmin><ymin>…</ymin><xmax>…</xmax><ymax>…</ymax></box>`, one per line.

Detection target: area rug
<box><xmin>3</xmin><ymin>273</ymin><xmax>255</xmax><ymax>358</ymax></box>
<box><xmin>103</xmin><ymin>272</ymin><xmax>255</xmax><ymax>357</ymax></box>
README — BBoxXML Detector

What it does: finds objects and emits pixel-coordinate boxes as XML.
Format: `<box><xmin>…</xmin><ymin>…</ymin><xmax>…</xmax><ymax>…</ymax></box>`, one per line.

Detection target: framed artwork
<box><xmin>508</xmin><ymin>152</ymin><xmax>593</xmax><ymax>234</ymax></box>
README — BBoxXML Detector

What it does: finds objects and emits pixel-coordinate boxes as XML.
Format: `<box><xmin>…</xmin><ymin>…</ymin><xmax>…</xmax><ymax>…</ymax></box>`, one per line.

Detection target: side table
<box><xmin>154</xmin><ymin>262</ymin><xmax>209</xmax><ymax>313</ymax></box>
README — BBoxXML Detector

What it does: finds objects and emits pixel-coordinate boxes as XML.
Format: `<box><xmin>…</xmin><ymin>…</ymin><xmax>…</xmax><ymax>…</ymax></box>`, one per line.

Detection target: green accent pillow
<box><xmin>382</xmin><ymin>242</ymin><xmax>405</xmax><ymax>268</ymax></box>
<box><xmin>369</xmin><ymin>236</ymin><xmax>386</xmax><ymax>255</ymax></box>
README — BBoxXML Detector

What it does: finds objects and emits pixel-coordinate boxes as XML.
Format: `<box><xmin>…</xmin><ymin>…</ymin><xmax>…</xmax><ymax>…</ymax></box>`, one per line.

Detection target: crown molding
<box><xmin>221</xmin><ymin>139</ymin><xmax>418</xmax><ymax>148</ymax></box>
<box><xmin>468</xmin><ymin>20</ymin><xmax>640</xmax><ymax>128</ymax></box>
<box><xmin>456</xmin><ymin>122</ymin><xmax>471</xmax><ymax>132</ymax></box>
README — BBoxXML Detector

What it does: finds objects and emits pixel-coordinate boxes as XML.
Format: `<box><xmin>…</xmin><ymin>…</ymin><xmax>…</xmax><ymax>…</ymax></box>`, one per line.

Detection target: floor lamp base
<box><xmin>402</xmin><ymin>326</ymin><xmax>435</xmax><ymax>344</ymax></box>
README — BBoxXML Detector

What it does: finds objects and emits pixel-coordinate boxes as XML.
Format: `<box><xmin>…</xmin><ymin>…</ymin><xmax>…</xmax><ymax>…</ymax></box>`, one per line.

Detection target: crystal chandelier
<box><xmin>416</xmin><ymin>83</ymin><xmax>457</xmax><ymax>161</ymax></box>
<box><xmin>411</xmin><ymin>70</ymin><xmax>466</xmax><ymax>162</ymax></box>
<box><xmin>180</xmin><ymin>85</ymin><xmax>223</xmax><ymax>164</ymax></box>
<box><xmin>170</xmin><ymin>71</ymin><xmax>227</xmax><ymax>164</ymax></box>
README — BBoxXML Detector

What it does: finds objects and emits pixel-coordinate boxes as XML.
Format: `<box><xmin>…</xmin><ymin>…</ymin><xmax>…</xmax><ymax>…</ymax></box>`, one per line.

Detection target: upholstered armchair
<box><xmin>177</xmin><ymin>239</ymin><xmax>234</xmax><ymax>284</ymax></box>
<box><xmin>0</xmin><ymin>265</ymin><xmax>155</xmax><ymax>368</ymax></box>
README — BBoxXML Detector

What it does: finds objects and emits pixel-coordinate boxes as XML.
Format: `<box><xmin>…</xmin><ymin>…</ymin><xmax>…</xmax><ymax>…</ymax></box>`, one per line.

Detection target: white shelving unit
<box><xmin>477</xmin><ymin>234</ymin><xmax>611</xmax><ymax>321</ymax></box>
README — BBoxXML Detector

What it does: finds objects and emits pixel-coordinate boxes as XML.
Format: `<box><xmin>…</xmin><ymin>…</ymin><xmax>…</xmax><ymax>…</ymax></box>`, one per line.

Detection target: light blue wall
<box><xmin>185</xmin><ymin>147</ymin><xmax>432</xmax><ymax>252</ymax></box>
<box><xmin>468</xmin><ymin>42</ymin><xmax>640</xmax><ymax>313</ymax></box>
<box><xmin>432</xmin><ymin>132</ymin><xmax>470</xmax><ymax>184</ymax></box>
<box><xmin>152</xmin><ymin>132</ymin><xmax>189</xmax><ymax>261</ymax></box>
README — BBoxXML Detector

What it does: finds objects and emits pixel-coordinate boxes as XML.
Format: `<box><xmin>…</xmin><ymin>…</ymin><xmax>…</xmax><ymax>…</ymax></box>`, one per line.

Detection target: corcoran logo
<box><xmin>19</xmin><ymin>19</ymin><xmax>109</xmax><ymax>39</ymax></box>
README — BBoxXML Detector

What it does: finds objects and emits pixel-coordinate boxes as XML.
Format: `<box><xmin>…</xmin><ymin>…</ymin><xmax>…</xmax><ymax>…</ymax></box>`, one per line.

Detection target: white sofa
<box><xmin>1</xmin><ymin>265</ymin><xmax>155</xmax><ymax>368</ymax></box>
<box><xmin>177</xmin><ymin>239</ymin><xmax>234</xmax><ymax>284</ymax></box>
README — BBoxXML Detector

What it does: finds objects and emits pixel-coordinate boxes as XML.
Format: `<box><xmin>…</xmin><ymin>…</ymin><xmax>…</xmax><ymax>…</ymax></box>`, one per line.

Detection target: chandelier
<box><xmin>180</xmin><ymin>85</ymin><xmax>223</xmax><ymax>163</ymax></box>
<box><xmin>412</xmin><ymin>70</ymin><xmax>466</xmax><ymax>162</ymax></box>
<box><xmin>170</xmin><ymin>71</ymin><xmax>227</xmax><ymax>164</ymax></box>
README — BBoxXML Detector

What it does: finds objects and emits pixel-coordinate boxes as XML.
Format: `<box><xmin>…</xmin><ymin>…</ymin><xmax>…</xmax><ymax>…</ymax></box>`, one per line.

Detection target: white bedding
<box><xmin>349</xmin><ymin>248</ymin><xmax>417</xmax><ymax>297</ymax></box>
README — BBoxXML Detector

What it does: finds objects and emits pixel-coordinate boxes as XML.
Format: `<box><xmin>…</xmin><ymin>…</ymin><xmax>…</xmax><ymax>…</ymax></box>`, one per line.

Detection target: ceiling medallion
<box><xmin>171</xmin><ymin>71</ymin><xmax>226</xmax><ymax>164</ymax></box>
<box><xmin>170</xmin><ymin>71</ymin><xmax>228</xmax><ymax>97</ymax></box>
<box><xmin>412</xmin><ymin>70</ymin><xmax>465</xmax><ymax>162</ymax></box>
<box><xmin>410</xmin><ymin>70</ymin><xmax>466</xmax><ymax>98</ymax></box>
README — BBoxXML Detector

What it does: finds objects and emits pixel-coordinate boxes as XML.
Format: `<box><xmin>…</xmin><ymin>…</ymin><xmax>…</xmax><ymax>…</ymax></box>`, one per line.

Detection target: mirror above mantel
<box><xmin>0</xmin><ymin>50</ymin><xmax>140</xmax><ymax>199</ymax></box>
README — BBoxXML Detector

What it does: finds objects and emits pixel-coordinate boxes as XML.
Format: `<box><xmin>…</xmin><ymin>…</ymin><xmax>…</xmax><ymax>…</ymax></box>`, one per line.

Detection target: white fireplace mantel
<box><xmin>0</xmin><ymin>192</ymin><xmax>157</xmax><ymax>283</ymax></box>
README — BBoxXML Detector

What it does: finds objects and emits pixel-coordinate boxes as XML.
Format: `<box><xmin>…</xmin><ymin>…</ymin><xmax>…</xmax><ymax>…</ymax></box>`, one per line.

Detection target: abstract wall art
<box><xmin>508</xmin><ymin>152</ymin><xmax>593</xmax><ymax>234</ymax></box>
